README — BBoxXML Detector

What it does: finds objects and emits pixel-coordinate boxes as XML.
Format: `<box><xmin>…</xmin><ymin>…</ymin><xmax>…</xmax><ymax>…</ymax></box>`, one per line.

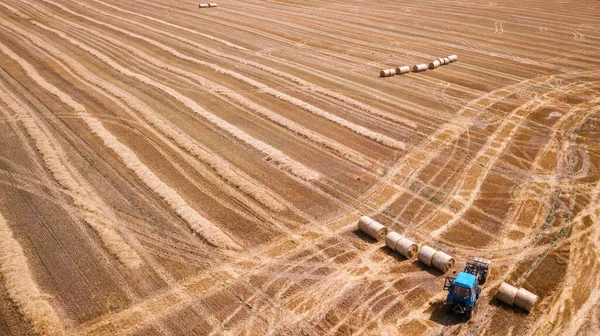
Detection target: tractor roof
<box><xmin>455</xmin><ymin>272</ymin><xmax>476</xmax><ymax>288</ymax></box>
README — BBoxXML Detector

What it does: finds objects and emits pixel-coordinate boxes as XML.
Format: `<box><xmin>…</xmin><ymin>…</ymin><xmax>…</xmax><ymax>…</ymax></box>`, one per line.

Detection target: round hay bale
<box><xmin>442</xmin><ymin>57</ymin><xmax>450</xmax><ymax>64</ymax></box>
<box><xmin>496</xmin><ymin>282</ymin><xmax>518</xmax><ymax>306</ymax></box>
<box><xmin>380</xmin><ymin>69</ymin><xmax>396</xmax><ymax>77</ymax></box>
<box><xmin>368</xmin><ymin>221</ymin><xmax>388</xmax><ymax>240</ymax></box>
<box><xmin>431</xmin><ymin>251</ymin><xmax>454</xmax><ymax>272</ymax></box>
<box><xmin>208</xmin><ymin>3</ymin><xmax>218</xmax><ymax>7</ymax></box>
<box><xmin>428</xmin><ymin>60</ymin><xmax>441</xmax><ymax>70</ymax></box>
<box><xmin>199</xmin><ymin>3</ymin><xmax>209</xmax><ymax>8</ymax></box>
<box><xmin>514</xmin><ymin>288</ymin><xmax>538</xmax><ymax>312</ymax></box>
<box><xmin>358</xmin><ymin>216</ymin><xmax>374</xmax><ymax>233</ymax></box>
<box><xmin>358</xmin><ymin>216</ymin><xmax>387</xmax><ymax>240</ymax></box>
<box><xmin>447</xmin><ymin>55</ymin><xmax>458</xmax><ymax>63</ymax></box>
<box><xmin>385</xmin><ymin>231</ymin><xmax>403</xmax><ymax>250</ymax></box>
<box><xmin>412</xmin><ymin>64</ymin><xmax>427</xmax><ymax>72</ymax></box>
<box><xmin>395</xmin><ymin>237</ymin><xmax>418</xmax><ymax>258</ymax></box>
<box><xmin>417</xmin><ymin>245</ymin><xmax>436</xmax><ymax>266</ymax></box>
<box><xmin>396</xmin><ymin>66</ymin><xmax>410</xmax><ymax>75</ymax></box>
<box><xmin>437</xmin><ymin>58</ymin><xmax>447</xmax><ymax>65</ymax></box>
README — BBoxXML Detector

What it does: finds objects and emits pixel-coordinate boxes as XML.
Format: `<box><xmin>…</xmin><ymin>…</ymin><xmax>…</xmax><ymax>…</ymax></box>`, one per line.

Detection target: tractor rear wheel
<box><xmin>480</xmin><ymin>274</ymin><xmax>487</xmax><ymax>285</ymax></box>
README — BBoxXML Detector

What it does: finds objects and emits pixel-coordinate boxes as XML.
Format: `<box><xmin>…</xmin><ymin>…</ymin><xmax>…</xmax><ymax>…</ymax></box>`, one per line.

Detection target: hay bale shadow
<box><xmin>411</xmin><ymin>260</ymin><xmax>448</xmax><ymax>277</ymax></box>
<box><xmin>378</xmin><ymin>245</ymin><xmax>408</xmax><ymax>262</ymax></box>
<box><xmin>352</xmin><ymin>229</ymin><xmax>377</xmax><ymax>243</ymax></box>
<box><xmin>488</xmin><ymin>296</ymin><xmax>530</xmax><ymax>315</ymax></box>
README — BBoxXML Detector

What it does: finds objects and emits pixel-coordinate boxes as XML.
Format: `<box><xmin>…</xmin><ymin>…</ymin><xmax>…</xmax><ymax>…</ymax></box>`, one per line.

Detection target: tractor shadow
<box><xmin>428</xmin><ymin>301</ymin><xmax>465</xmax><ymax>326</ymax></box>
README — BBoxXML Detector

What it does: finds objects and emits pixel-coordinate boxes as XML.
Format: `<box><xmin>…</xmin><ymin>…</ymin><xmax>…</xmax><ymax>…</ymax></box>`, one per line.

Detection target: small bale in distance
<box><xmin>380</xmin><ymin>69</ymin><xmax>396</xmax><ymax>77</ymax></box>
<box><xmin>431</xmin><ymin>251</ymin><xmax>454</xmax><ymax>272</ymax></box>
<box><xmin>396</xmin><ymin>66</ymin><xmax>411</xmax><ymax>75</ymax></box>
<box><xmin>438</xmin><ymin>58</ymin><xmax>447</xmax><ymax>65</ymax></box>
<box><xmin>209</xmin><ymin>3</ymin><xmax>218</xmax><ymax>7</ymax></box>
<box><xmin>417</xmin><ymin>245</ymin><xmax>437</xmax><ymax>266</ymax></box>
<box><xmin>514</xmin><ymin>288</ymin><xmax>538</xmax><ymax>312</ymax></box>
<box><xmin>447</xmin><ymin>55</ymin><xmax>458</xmax><ymax>63</ymax></box>
<box><xmin>442</xmin><ymin>57</ymin><xmax>450</xmax><ymax>64</ymax></box>
<box><xmin>496</xmin><ymin>282</ymin><xmax>518</xmax><ymax>306</ymax></box>
<box><xmin>199</xmin><ymin>4</ymin><xmax>209</xmax><ymax>8</ymax></box>
<box><xmin>412</xmin><ymin>64</ymin><xmax>427</xmax><ymax>72</ymax></box>
<box><xmin>428</xmin><ymin>60</ymin><xmax>441</xmax><ymax>70</ymax></box>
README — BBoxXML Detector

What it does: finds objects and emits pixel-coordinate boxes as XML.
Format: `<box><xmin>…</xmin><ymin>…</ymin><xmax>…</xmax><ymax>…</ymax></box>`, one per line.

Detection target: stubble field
<box><xmin>0</xmin><ymin>0</ymin><xmax>599</xmax><ymax>335</ymax></box>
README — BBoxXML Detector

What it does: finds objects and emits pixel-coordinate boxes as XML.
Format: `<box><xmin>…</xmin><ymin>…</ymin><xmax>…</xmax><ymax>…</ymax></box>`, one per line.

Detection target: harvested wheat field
<box><xmin>0</xmin><ymin>0</ymin><xmax>599</xmax><ymax>335</ymax></box>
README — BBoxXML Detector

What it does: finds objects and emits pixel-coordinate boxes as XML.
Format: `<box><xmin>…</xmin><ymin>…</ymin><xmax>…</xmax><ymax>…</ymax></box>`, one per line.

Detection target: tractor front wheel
<box><xmin>466</xmin><ymin>305</ymin><xmax>477</xmax><ymax>320</ymax></box>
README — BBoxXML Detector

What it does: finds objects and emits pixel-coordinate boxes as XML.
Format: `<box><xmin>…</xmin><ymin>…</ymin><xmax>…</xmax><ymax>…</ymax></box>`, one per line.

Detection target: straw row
<box><xmin>89</xmin><ymin>0</ymin><xmax>414</xmax><ymax>129</ymax></box>
<box><xmin>0</xmin><ymin>87</ymin><xmax>143</xmax><ymax>269</ymax></box>
<box><xmin>61</xmin><ymin>0</ymin><xmax>407</xmax><ymax>149</ymax></box>
<box><xmin>0</xmin><ymin>38</ymin><xmax>241</xmax><ymax>251</ymax></box>
<box><xmin>10</xmin><ymin>20</ymin><xmax>287</xmax><ymax>213</ymax></box>
<box><xmin>0</xmin><ymin>41</ymin><xmax>143</xmax><ymax>269</ymax></box>
<box><xmin>0</xmin><ymin>211</ymin><xmax>66</xmax><ymax>336</ymax></box>
<box><xmin>30</xmin><ymin>18</ymin><xmax>320</xmax><ymax>181</ymax></box>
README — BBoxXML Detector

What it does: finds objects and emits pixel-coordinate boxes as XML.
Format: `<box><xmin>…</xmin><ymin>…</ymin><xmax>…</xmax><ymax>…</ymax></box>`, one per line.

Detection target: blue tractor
<box><xmin>443</xmin><ymin>257</ymin><xmax>490</xmax><ymax>319</ymax></box>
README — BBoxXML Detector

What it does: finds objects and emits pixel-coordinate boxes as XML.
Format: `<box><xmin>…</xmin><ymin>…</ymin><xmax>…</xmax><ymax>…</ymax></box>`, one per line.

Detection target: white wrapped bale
<box><xmin>380</xmin><ymin>69</ymin><xmax>396</xmax><ymax>77</ymax></box>
<box><xmin>358</xmin><ymin>216</ymin><xmax>388</xmax><ymax>240</ymax></box>
<box><xmin>395</xmin><ymin>237</ymin><xmax>418</xmax><ymax>258</ymax></box>
<box><xmin>514</xmin><ymin>288</ymin><xmax>538</xmax><ymax>312</ymax></box>
<box><xmin>385</xmin><ymin>231</ymin><xmax>403</xmax><ymax>250</ymax></box>
<box><xmin>199</xmin><ymin>3</ymin><xmax>209</xmax><ymax>8</ymax></box>
<box><xmin>442</xmin><ymin>57</ymin><xmax>450</xmax><ymax>65</ymax></box>
<box><xmin>447</xmin><ymin>55</ymin><xmax>458</xmax><ymax>63</ymax></box>
<box><xmin>438</xmin><ymin>58</ymin><xmax>447</xmax><ymax>65</ymax></box>
<box><xmin>413</xmin><ymin>64</ymin><xmax>427</xmax><ymax>72</ymax></box>
<box><xmin>209</xmin><ymin>3</ymin><xmax>218</xmax><ymax>7</ymax></box>
<box><xmin>496</xmin><ymin>282</ymin><xmax>518</xmax><ymax>306</ymax></box>
<box><xmin>395</xmin><ymin>66</ymin><xmax>410</xmax><ymax>75</ymax></box>
<box><xmin>417</xmin><ymin>245</ymin><xmax>437</xmax><ymax>266</ymax></box>
<box><xmin>431</xmin><ymin>251</ymin><xmax>454</xmax><ymax>272</ymax></box>
<box><xmin>428</xmin><ymin>60</ymin><xmax>441</xmax><ymax>70</ymax></box>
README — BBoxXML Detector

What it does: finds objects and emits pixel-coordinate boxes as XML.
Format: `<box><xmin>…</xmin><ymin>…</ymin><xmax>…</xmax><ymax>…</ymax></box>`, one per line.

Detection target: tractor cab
<box><xmin>444</xmin><ymin>272</ymin><xmax>480</xmax><ymax>318</ymax></box>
